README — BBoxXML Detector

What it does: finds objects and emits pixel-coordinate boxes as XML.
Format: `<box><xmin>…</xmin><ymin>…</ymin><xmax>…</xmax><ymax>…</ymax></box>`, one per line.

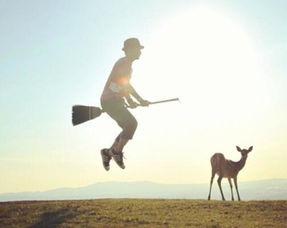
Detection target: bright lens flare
<box><xmin>135</xmin><ymin>6</ymin><xmax>269</xmax><ymax>131</ymax></box>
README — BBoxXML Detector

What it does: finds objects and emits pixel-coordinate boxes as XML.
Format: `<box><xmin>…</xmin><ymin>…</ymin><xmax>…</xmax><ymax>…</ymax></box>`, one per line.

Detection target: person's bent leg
<box><xmin>102</xmin><ymin>98</ymin><xmax>138</xmax><ymax>169</ymax></box>
<box><xmin>110</xmin><ymin>116</ymin><xmax>138</xmax><ymax>169</ymax></box>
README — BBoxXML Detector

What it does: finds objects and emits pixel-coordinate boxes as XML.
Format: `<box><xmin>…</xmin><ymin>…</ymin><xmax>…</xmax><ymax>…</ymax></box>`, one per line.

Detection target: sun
<box><xmin>134</xmin><ymin>5</ymin><xmax>268</xmax><ymax>131</ymax></box>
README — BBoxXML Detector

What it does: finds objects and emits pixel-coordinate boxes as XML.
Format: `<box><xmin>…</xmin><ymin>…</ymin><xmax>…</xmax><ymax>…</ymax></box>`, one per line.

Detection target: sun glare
<box><xmin>135</xmin><ymin>5</ymin><xmax>268</xmax><ymax>132</ymax></box>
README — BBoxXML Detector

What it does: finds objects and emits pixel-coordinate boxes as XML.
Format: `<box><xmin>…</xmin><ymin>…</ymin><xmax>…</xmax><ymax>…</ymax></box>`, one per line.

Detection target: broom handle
<box><xmin>148</xmin><ymin>98</ymin><xmax>180</xmax><ymax>105</ymax></box>
<box><xmin>100</xmin><ymin>98</ymin><xmax>180</xmax><ymax>112</ymax></box>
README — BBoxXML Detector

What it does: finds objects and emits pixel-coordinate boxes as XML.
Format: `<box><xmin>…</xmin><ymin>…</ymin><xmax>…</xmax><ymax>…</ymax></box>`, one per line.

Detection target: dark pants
<box><xmin>101</xmin><ymin>97</ymin><xmax>138</xmax><ymax>141</ymax></box>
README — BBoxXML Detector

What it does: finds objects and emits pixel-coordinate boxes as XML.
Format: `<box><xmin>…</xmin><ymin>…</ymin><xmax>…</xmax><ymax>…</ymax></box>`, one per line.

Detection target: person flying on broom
<box><xmin>100</xmin><ymin>38</ymin><xmax>150</xmax><ymax>171</ymax></box>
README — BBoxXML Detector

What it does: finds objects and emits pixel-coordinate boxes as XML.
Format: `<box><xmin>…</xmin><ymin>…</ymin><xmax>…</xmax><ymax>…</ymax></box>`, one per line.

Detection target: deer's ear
<box><xmin>248</xmin><ymin>146</ymin><xmax>253</xmax><ymax>152</ymax></box>
<box><xmin>236</xmin><ymin>146</ymin><xmax>242</xmax><ymax>152</ymax></box>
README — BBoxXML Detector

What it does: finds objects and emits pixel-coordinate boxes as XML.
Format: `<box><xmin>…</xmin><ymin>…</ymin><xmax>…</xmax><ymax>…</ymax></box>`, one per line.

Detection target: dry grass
<box><xmin>0</xmin><ymin>199</ymin><xmax>286</xmax><ymax>227</ymax></box>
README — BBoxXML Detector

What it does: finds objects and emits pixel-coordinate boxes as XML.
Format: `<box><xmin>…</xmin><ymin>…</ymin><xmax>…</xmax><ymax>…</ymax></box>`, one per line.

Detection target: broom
<box><xmin>72</xmin><ymin>98</ymin><xmax>179</xmax><ymax>126</ymax></box>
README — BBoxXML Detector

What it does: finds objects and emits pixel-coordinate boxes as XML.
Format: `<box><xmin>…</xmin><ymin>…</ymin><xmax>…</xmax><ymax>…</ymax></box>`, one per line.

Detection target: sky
<box><xmin>0</xmin><ymin>0</ymin><xmax>286</xmax><ymax>193</ymax></box>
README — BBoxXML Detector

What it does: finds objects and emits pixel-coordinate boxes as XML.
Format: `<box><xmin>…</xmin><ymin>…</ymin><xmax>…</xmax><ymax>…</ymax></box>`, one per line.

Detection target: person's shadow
<box><xmin>29</xmin><ymin>208</ymin><xmax>76</xmax><ymax>228</ymax></box>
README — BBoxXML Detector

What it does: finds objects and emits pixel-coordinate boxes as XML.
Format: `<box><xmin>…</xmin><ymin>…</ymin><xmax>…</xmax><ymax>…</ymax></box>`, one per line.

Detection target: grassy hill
<box><xmin>0</xmin><ymin>199</ymin><xmax>286</xmax><ymax>227</ymax></box>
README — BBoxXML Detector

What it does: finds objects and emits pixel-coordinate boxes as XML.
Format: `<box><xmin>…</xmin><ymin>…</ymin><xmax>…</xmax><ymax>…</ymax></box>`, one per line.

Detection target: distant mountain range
<box><xmin>0</xmin><ymin>179</ymin><xmax>286</xmax><ymax>202</ymax></box>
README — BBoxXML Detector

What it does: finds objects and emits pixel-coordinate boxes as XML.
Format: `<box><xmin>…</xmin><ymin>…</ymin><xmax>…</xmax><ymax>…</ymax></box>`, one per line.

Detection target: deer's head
<box><xmin>236</xmin><ymin>146</ymin><xmax>253</xmax><ymax>158</ymax></box>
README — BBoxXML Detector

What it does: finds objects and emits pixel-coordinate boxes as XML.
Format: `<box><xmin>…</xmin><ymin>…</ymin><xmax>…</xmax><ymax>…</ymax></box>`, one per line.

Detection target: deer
<box><xmin>207</xmin><ymin>146</ymin><xmax>253</xmax><ymax>201</ymax></box>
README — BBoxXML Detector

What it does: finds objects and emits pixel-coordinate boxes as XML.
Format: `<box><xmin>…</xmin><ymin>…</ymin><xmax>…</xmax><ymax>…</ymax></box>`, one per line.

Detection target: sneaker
<box><xmin>109</xmin><ymin>149</ymin><xmax>125</xmax><ymax>169</ymax></box>
<box><xmin>101</xmin><ymin>149</ymin><xmax>111</xmax><ymax>171</ymax></box>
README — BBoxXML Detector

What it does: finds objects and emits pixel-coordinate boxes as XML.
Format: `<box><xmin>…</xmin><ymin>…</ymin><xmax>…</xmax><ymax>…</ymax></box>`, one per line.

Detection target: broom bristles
<box><xmin>72</xmin><ymin>105</ymin><xmax>103</xmax><ymax>126</ymax></box>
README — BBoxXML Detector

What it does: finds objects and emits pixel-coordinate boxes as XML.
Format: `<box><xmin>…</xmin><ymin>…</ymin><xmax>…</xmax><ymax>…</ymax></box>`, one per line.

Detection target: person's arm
<box><xmin>125</xmin><ymin>83</ymin><xmax>149</xmax><ymax>106</ymax></box>
<box><xmin>126</xmin><ymin>84</ymin><xmax>142</xmax><ymax>101</ymax></box>
<box><xmin>124</xmin><ymin>93</ymin><xmax>138</xmax><ymax>108</ymax></box>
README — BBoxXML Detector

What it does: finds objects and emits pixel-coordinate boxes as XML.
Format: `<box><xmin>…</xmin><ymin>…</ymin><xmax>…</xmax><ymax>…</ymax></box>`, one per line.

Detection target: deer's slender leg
<box><xmin>208</xmin><ymin>171</ymin><xmax>216</xmax><ymax>200</ymax></box>
<box><xmin>217</xmin><ymin>176</ymin><xmax>225</xmax><ymax>201</ymax></box>
<box><xmin>228</xmin><ymin>178</ymin><xmax>234</xmax><ymax>201</ymax></box>
<box><xmin>234</xmin><ymin>176</ymin><xmax>241</xmax><ymax>201</ymax></box>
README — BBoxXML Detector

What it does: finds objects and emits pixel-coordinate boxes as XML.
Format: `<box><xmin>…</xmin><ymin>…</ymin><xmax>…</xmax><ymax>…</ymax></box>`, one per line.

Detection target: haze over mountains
<box><xmin>0</xmin><ymin>179</ymin><xmax>286</xmax><ymax>202</ymax></box>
